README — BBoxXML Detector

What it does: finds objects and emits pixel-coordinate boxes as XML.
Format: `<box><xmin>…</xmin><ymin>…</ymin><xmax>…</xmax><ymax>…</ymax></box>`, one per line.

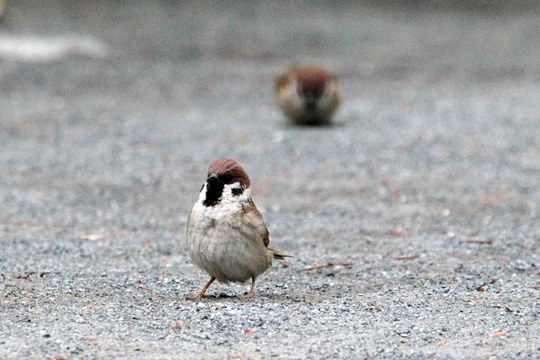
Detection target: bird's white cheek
<box><xmin>197</xmin><ymin>183</ymin><xmax>208</xmax><ymax>203</ymax></box>
<box><xmin>279</xmin><ymin>81</ymin><xmax>302</xmax><ymax>108</ymax></box>
<box><xmin>222</xmin><ymin>184</ymin><xmax>251</xmax><ymax>203</ymax></box>
<box><xmin>192</xmin><ymin>183</ymin><xmax>248</xmax><ymax>222</ymax></box>
<box><xmin>236</xmin><ymin>187</ymin><xmax>251</xmax><ymax>203</ymax></box>
<box><xmin>290</xmin><ymin>84</ymin><xmax>303</xmax><ymax>108</ymax></box>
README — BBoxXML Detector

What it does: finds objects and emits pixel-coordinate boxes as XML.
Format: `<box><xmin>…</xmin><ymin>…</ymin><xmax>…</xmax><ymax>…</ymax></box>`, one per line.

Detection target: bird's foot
<box><xmin>186</xmin><ymin>293</ymin><xmax>205</xmax><ymax>301</ymax></box>
<box><xmin>237</xmin><ymin>291</ymin><xmax>256</xmax><ymax>300</ymax></box>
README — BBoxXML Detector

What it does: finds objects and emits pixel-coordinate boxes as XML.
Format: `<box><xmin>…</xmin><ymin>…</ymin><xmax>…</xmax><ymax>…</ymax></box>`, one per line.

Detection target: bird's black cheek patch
<box><xmin>204</xmin><ymin>180</ymin><xmax>224</xmax><ymax>207</ymax></box>
<box><xmin>232</xmin><ymin>187</ymin><xmax>244</xmax><ymax>196</ymax></box>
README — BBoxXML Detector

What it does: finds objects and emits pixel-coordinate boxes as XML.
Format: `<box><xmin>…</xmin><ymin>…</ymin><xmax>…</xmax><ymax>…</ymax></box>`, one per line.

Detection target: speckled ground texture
<box><xmin>1</xmin><ymin>1</ymin><xmax>539</xmax><ymax>359</ymax></box>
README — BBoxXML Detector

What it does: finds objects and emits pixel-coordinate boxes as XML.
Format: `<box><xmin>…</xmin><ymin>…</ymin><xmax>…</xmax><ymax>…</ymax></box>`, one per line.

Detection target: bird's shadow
<box><xmin>282</xmin><ymin>121</ymin><xmax>346</xmax><ymax>129</ymax></box>
<box><xmin>185</xmin><ymin>291</ymin><xmax>306</xmax><ymax>303</ymax></box>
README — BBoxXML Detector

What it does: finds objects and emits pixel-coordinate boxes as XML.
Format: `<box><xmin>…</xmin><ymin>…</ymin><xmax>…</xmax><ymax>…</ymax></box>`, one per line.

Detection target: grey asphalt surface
<box><xmin>1</xmin><ymin>1</ymin><xmax>539</xmax><ymax>359</ymax></box>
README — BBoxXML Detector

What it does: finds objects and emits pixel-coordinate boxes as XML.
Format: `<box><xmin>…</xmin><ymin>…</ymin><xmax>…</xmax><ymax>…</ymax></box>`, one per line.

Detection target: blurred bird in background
<box><xmin>275</xmin><ymin>64</ymin><xmax>342</xmax><ymax>125</ymax></box>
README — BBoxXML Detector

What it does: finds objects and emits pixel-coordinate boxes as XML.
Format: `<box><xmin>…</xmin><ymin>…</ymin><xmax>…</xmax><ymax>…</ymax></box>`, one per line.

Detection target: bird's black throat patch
<box><xmin>203</xmin><ymin>177</ymin><xmax>224</xmax><ymax>207</ymax></box>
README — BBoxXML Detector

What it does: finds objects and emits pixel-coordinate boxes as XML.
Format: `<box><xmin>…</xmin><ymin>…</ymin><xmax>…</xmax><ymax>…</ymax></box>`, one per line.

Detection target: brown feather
<box><xmin>294</xmin><ymin>64</ymin><xmax>332</xmax><ymax>94</ymax></box>
<box><xmin>269</xmin><ymin>248</ymin><xmax>293</xmax><ymax>260</ymax></box>
<box><xmin>241</xmin><ymin>201</ymin><xmax>292</xmax><ymax>259</ymax></box>
<box><xmin>241</xmin><ymin>201</ymin><xmax>270</xmax><ymax>247</ymax></box>
<box><xmin>208</xmin><ymin>157</ymin><xmax>251</xmax><ymax>188</ymax></box>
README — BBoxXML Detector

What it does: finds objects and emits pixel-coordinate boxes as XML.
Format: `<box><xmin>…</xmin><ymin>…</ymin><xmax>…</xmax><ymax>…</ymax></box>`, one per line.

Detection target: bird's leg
<box><xmin>238</xmin><ymin>276</ymin><xmax>257</xmax><ymax>300</ymax></box>
<box><xmin>186</xmin><ymin>276</ymin><xmax>216</xmax><ymax>300</ymax></box>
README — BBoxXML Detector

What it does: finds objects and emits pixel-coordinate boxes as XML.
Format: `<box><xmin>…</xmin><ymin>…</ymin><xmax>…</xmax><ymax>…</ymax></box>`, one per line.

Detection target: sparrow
<box><xmin>275</xmin><ymin>63</ymin><xmax>342</xmax><ymax>125</ymax></box>
<box><xmin>186</xmin><ymin>157</ymin><xmax>288</xmax><ymax>300</ymax></box>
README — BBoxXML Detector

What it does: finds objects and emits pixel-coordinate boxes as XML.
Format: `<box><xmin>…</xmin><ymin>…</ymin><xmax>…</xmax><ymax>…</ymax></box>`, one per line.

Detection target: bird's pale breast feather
<box><xmin>186</xmin><ymin>197</ymin><xmax>273</xmax><ymax>283</ymax></box>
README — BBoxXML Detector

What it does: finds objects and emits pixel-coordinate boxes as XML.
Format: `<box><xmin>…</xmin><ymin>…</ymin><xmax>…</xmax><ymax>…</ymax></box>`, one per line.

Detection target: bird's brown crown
<box><xmin>208</xmin><ymin>157</ymin><xmax>251</xmax><ymax>188</ymax></box>
<box><xmin>275</xmin><ymin>64</ymin><xmax>334</xmax><ymax>92</ymax></box>
<box><xmin>294</xmin><ymin>65</ymin><xmax>331</xmax><ymax>93</ymax></box>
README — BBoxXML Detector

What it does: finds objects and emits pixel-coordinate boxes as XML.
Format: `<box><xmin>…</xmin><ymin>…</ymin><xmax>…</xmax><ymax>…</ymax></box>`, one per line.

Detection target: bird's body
<box><xmin>186</xmin><ymin>158</ymin><xmax>285</xmax><ymax>299</ymax></box>
<box><xmin>187</xmin><ymin>187</ymin><xmax>272</xmax><ymax>284</ymax></box>
<box><xmin>275</xmin><ymin>64</ymin><xmax>341</xmax><ymax>125</ymax></box>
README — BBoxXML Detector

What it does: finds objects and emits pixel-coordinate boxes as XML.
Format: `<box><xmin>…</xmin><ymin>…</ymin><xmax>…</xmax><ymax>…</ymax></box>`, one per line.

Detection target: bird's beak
<box><xmin>207</xmin><ymin>173</ymin><xmax>218</xmax><ymax>181</ymax></box>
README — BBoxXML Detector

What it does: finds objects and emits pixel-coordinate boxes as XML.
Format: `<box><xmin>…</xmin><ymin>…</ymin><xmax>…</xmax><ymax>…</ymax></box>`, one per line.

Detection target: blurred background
<box><xmin>1</xmin><ymin>1</ymin><xmax>539</xmax><ymax>358</ymax></box>
<box><xmin>1</xmin><ymin>0</ymin><xmax>538</xmax><ymax>238</ymax></box>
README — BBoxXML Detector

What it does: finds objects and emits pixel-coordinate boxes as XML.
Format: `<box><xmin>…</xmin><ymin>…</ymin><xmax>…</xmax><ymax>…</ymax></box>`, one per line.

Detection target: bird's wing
<box><xmin>240</xmin><ymin>200</ymin><xmax>270</xmax><ymax>248</ymax></box>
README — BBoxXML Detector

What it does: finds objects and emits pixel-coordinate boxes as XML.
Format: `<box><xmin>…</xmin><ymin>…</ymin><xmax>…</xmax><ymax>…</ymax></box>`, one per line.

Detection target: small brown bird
<box><xmin>275</xmin><ymin>64</ymin><xmax>341</xmax><ymax>125</ymax></box>
<box><xmin>186</xmin><ymin>158</ymin><xmax>287</xmax><ymax>300</ymax></box>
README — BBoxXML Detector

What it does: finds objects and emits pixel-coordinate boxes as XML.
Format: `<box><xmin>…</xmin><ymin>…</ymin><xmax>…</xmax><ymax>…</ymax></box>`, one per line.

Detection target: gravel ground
<box><xmin>1</xmin><ymin>1</ymin><xmax>539</xmax><ymax>359</ymax></box>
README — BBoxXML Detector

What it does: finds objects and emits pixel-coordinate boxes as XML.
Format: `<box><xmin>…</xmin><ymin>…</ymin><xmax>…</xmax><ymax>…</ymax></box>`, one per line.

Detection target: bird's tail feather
<box><xmin>270</xmin><ymin>248</ymin><xmax>293</xmax><ymax>260</ymax></box>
